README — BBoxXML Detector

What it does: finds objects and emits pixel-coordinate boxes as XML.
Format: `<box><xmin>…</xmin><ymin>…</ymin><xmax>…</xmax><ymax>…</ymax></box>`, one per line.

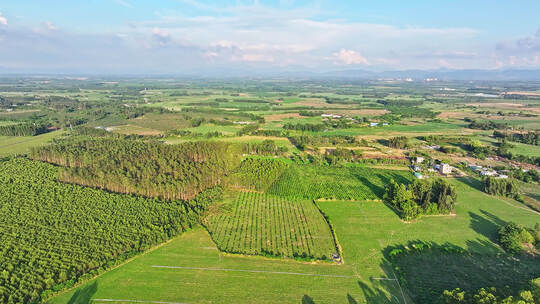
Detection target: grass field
<box><xmin>206</xmin><ymin>192</ymin><xmax>337</xmax><ymax>260</ymax></box>
<box><xmin>49</xmin><ymin>177</ymin><xmax>539</xmax><ymax>304</ymax></box>
<box><xmin>508</xmin><ymin>141</ymin><xmax>540</xmax><ymax>157</ymax></box>
<box><xmin>0</xmin><ymin>130</ymin><xmax>65</xmax><ymax>157</ymax></box>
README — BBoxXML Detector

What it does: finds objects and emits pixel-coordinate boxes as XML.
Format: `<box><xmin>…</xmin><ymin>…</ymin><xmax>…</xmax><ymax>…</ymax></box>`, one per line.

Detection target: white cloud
<box><xmin>239</xmin><ymin>54</ymin><xmax>274</xmax><ymax>62</ymax></box>
<box><xmin>0</xmin><ymin>12</ymin><xmax>7</xmax><ymax>25</ymax></box>
<box><xmin>43</xmin><ymin>22</ymin><xmax>57</xmax><ymax>31</ymax></box>
<box><xmin>332</xmin><ymin>49</ymin><xmax>369</xmax><ymax>65</ymax></box>
<box><xmin>113</xmin><ymin>0</ymin><xmax>133</xmax><ymax>8</ymax></box>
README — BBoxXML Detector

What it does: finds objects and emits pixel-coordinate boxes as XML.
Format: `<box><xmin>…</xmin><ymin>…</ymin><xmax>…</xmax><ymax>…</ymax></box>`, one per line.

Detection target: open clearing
<box><xmin>264</xmin><ymin>113</ymin><xmax>302</xmax><ymax>121</ymax></box>
<box><xmin>49</xmin><ymin>177</ymin><xmax>539</xmax><ymax>304</ymax></box>
<box><xmin>0</xmin><ymin>130</ymin><xmax>65</xmax><ymax>157</ymax></box>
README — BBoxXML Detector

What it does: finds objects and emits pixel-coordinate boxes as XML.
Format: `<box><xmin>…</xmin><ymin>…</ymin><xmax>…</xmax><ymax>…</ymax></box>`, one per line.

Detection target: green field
<box><xmin>509</xmin><ymin>141</ymin><xmax>540</xmax><ymax>157</ymax></box>
<box><xmin>267</xmin><ymin>164</ymin><xmax>412</xmax><ymax>200</ymax></box>
<box><xmin>49</xmin><ymin>177</ymin><xmax>539</xmax><ymax>303</ymax></box>
<box><xmin>206</xmin><ymin>192</ymin><xmax>337</xmax><ymax>260</ymax></box>
<box><xmin>0</xmin><ymin>130</ymin><xmax>65</xmax><ymax>157</ymax></box>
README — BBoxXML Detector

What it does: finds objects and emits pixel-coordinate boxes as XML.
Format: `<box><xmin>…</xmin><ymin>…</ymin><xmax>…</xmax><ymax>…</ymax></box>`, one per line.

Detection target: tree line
<box><xmin>0</xmin><ymin>123</ymin><xmax>51</xmax><ymax>136</ymax></box>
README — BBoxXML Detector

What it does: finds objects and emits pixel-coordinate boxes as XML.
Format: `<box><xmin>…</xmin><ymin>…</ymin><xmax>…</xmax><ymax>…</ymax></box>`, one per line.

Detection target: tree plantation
<box><xmin>267</xmin><ymin>164</ymin><xmax>412</xmax><ymax>200</ymax></box>
<box><xmin>32</xmin><ymin>137</ymin><xmax>241</xmax><ymax>200</ymax></box>
<box><xmin>205</xmin><ymin>192</ymin><xmax>338</xmax><ymax>260</ymax></box>
<box><xmin>0</xmin><ymin>158</ymin><xmax>221</xmax><ymax>303</ymax></box>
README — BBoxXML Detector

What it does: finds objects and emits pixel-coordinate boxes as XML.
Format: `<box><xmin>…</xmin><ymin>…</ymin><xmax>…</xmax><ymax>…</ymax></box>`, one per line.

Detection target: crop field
<box><xmin>267</xmin><ymin>164</ymin><xmax>412</xmax><ymax>200</ymax></box>
<box><xmin>49</xmin><ymin>177</ymin><xmax>539</xmax><ymax>304</ymax></box>
<box><xmin>206</xmin><ymin>192</ymin><xmax>337</xmax><ymax>259</ymax></box>
<box><xmin>227</xmin><ymin>158</ymin><xmax>289</xmax><ymax>191</ymax></box>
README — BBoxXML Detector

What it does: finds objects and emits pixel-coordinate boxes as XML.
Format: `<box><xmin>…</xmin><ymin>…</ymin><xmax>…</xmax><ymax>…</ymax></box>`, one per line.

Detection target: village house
<box><xmin>439</xmin><ymin>163</ymin><xmax>452</xmax><ymax>174</ymax></box>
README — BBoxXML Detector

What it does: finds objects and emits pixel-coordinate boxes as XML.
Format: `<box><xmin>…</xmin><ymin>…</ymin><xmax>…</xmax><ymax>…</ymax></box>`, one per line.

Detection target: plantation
<box><xmin>32</xmin><ymin>137</ymin><xmax>241</xmax><ymax>200</ymax></box>
<box><xmin>227</xmin><ymin>158</ymin><xmax>289</xmax><ymax>191</ymax></box>
<box><xmin>0</xmin><ymin>158</ymin><xmax>220</xmax><ymax>303</ymax></box>
<box><xmin>267</xmin><ymin>164</ymin><xmax>412</xmax><ymax>200</ymax></box>
<box><xmin>206</xmin><ymin>192</ymin><xmax>338</xmax><ymax>260</ymax></box>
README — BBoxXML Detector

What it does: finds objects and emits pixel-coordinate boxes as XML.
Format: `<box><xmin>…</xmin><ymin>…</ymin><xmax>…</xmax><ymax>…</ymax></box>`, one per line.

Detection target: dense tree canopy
<box><xmin>0</xmin><ymin>158</ymin><xmax>221</xmax><ymax>303</ymax></box>
<box><xmin>384</xmin><ymin>178</ymin><xmax>457</xmax><ymax>220</ymax></box>
<box><xmin>31</xmin><ymin>137</ymin><xmax>241</xmax><ymax>200</ymax></box>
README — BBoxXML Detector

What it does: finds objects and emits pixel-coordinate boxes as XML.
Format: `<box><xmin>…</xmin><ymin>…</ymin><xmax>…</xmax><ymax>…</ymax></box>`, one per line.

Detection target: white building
<box><xmin>480</xmin><ymin>170</ymin><xmax>497</xmax><ymax>176</ymax></box>
<box><xmin>439</xmin><ymin>163</ymin><xmax>452</xmax><ymax>174</ymax></box>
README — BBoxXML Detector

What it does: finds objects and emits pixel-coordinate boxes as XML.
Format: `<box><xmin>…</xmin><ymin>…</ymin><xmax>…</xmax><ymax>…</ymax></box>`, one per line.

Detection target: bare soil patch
<box><xmin>265</xmin><ymin>113</ymin><xmax>302</xmax><ymax>121</ymax></box>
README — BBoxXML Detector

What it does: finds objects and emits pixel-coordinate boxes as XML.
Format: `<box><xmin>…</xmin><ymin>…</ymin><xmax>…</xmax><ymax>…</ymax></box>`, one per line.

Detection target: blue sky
<box><xmin>1</xmin><ymin>0</ymin><xmax>539</xmax><ymax>73</ymax></box>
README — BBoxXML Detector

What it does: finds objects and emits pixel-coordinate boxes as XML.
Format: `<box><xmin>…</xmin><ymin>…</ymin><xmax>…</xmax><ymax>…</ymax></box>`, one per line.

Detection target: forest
<box><xmin>31</xmin><ymin>137</ymin><xmax>241</xmax><ymax>200</ymax></box>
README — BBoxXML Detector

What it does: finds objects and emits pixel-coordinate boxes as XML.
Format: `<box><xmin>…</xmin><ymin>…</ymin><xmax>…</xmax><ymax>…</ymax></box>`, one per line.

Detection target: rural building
<box><xmin>412</xmin><ymin>166</ymin><xmax>422</xmax><ymax>172</ymax></box>
<box><xmin>497</xmin><ymin>174</ymin><xmax>508</xmax><ymax>179</ymax></box>
<box><xmin>469</xmin><ymin>165</ymin><xmax>482</xmax><ymax>171</ymax></box>
<box><xmin>415</xmin><ymin>156</ymin><xmax>425</xmax><ymax>164</ymax></box>
<box><xmin>414</xmin><ymin>172</ymin><xmax>424</xmax><ymax>179</ymax></box>
<box><xmin>370</xmin><ymin>122</ymin><xmax>379</xmax><ymax>127</ymax></box>
<box><xmin>439</xmin><ymin>163</ymin><xmax>452</xmax><ymax>174</ymax></box>
<box><xmin>480</xmin><ymin>170</ymin><xmax>497</xmax><ymax>176</ymax></box>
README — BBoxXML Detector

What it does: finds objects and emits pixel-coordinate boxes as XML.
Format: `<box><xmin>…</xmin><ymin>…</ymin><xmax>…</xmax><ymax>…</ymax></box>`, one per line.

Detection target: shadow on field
<box><xmin>381</xmin><ymin>240</ymin><xmax>540</xmax><ymax>303</ymax></box>
<box><xmin>456</xmin><ymin>176</ymin><xmax>483</xmax><ymax>192</ymax></box>
<box><xmin>357</xmin><ymin>176</ymin><xmax>385</xmax><ymax>198</ymax></box>
<box><xmin>468</xmin><ymin>210</ymin><xmax>507</xmax><ymax>243</ymax></box>
<box><xmin>301</xmin><ymin>294</ymin><xmax>315</xmax><ymax>304</ymax></box>
<box><xmin>346</xmin><ymin>293</ymin><xmax>358</xmax><ymax>304</ymax></box>
<box><xmin>357</xmin><ymin>281</ymin><xmax>396</xmax><ymax>304</ymax></box>
<box><xmin>67</xmin><ymin>281</ymin><xmax>98</xmax><ymax>304</ymax></box>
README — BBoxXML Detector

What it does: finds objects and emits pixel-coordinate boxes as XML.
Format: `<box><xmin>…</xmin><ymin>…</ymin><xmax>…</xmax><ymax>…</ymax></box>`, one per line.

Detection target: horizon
<box><xmin>1</xmin><ymin>1</ymin><xmax>540</xmax><ymax>75</ymax></box>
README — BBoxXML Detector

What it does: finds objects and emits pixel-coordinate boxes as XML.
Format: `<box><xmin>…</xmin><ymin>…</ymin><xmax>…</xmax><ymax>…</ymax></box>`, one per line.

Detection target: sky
<box><xmin>0</xmin><ymin>0</ymin><xmax>539</xmax><ymax>74</ymax></box>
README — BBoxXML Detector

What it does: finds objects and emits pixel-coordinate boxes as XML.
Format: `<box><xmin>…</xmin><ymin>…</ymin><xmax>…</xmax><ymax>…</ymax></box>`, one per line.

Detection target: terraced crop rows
<box><xmin>206</xmin><ymin>192</ymin><xmax>337</xmax><ymax>260</ymax></box>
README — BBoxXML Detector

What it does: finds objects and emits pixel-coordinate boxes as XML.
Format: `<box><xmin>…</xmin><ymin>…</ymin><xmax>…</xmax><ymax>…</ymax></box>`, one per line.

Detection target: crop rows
<box><xmin>207</xmin><ymin>192</ymin><xmax>337</xmax><ymax>260</ymax></box>
<box><xmin>267</xmin><ymin>165</ymin><xmax>412</xmax><ymax>200</ymax></box>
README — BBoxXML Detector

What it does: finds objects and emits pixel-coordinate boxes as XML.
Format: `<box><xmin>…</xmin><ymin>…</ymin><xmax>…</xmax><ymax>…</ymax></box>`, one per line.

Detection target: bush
<box><xmin>498</xmin><ymin>222</ymin><xmax>534</xmax><ymax>253</ymax></box>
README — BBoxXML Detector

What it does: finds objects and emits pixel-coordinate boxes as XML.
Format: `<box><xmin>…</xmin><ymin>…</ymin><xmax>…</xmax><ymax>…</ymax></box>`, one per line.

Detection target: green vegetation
<box><xmin>384</xmin><ymin>178</ymin><xmax>457</xmax><ymax>220</ymax></box>
<box><xmin>388</xmin><ymin>136</ymin><xmax>410</xmax><ymax>149</ymax></box>
<box><xmin>0</xmin><ymin>123</ymin><xmax>51</xmax><ymax>136</ymax></box>
<box><xmin>0</xmin><ymin>130</ymin><xmax>65</xmax><ymax>157</ymax></box>
<box><xmin>227</xmin><ymin>158</ymin><xmax>289</xmax><ymax>191</ymax></box>
<box><xmin>1</xmin><ymin>78</ymin><xmax>539</xmax><ymax>304</ymax></box>
<box><xmin>483</xmin><ymin>177</ymin><xmax>519</xmax><ymax>198</ymax></box>
<box><xmin>32</xmin><ymin>137</ymin><xmax>240</xmax><ymax>200</ymax></box>
<box><xmin>497</xmin><ymin>222</ymin><xmax>537</xmax><ymax>253</ymax></box>
<box><xmin>0</xmin><ymin>158</ymin><xmax>220</xmax><ymax>303</ymax></box>
<box><xmin>267</xmin><ymin>164</ymin><xmax>412</xmax><ymax>200</ymax></box>
<box><xmin>440</xmin><ymin>278</ymin><xmax>540</xmax><ymax>304</ymax></box>
<box><xmin>386</xmin><ymin>242</ymin><xmax>540</xmax><ymax>303</ymax></box>
<box><xmin>48</xmin><ymin>177</ymin><xmax>540</xmax><ymax>304</ymax></box>
<box><xmin>206</xmin><ymin>192</ymin><xmax>337</xmax><ymax>260</ymax></box>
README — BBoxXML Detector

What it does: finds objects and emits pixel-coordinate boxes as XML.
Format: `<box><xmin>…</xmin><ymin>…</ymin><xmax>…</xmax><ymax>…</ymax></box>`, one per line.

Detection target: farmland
<box><xmin>267</xmin><ymin>164</ymin><xmax>412</xmax><ymax>200</ymax></box>
<box><xmin>0</xmin><ymin>77</ymin><xmax>538</xmax><ymax>304</ymax></box>
<box><xmin>49</xmin><ymin>177</ymin><xmax>539</xmax><ymax>304</ymax></box>
<box><xmin>206</xmin><ymin>192</ymin><xmax>337</xmax><ymax>260</ymax></box>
